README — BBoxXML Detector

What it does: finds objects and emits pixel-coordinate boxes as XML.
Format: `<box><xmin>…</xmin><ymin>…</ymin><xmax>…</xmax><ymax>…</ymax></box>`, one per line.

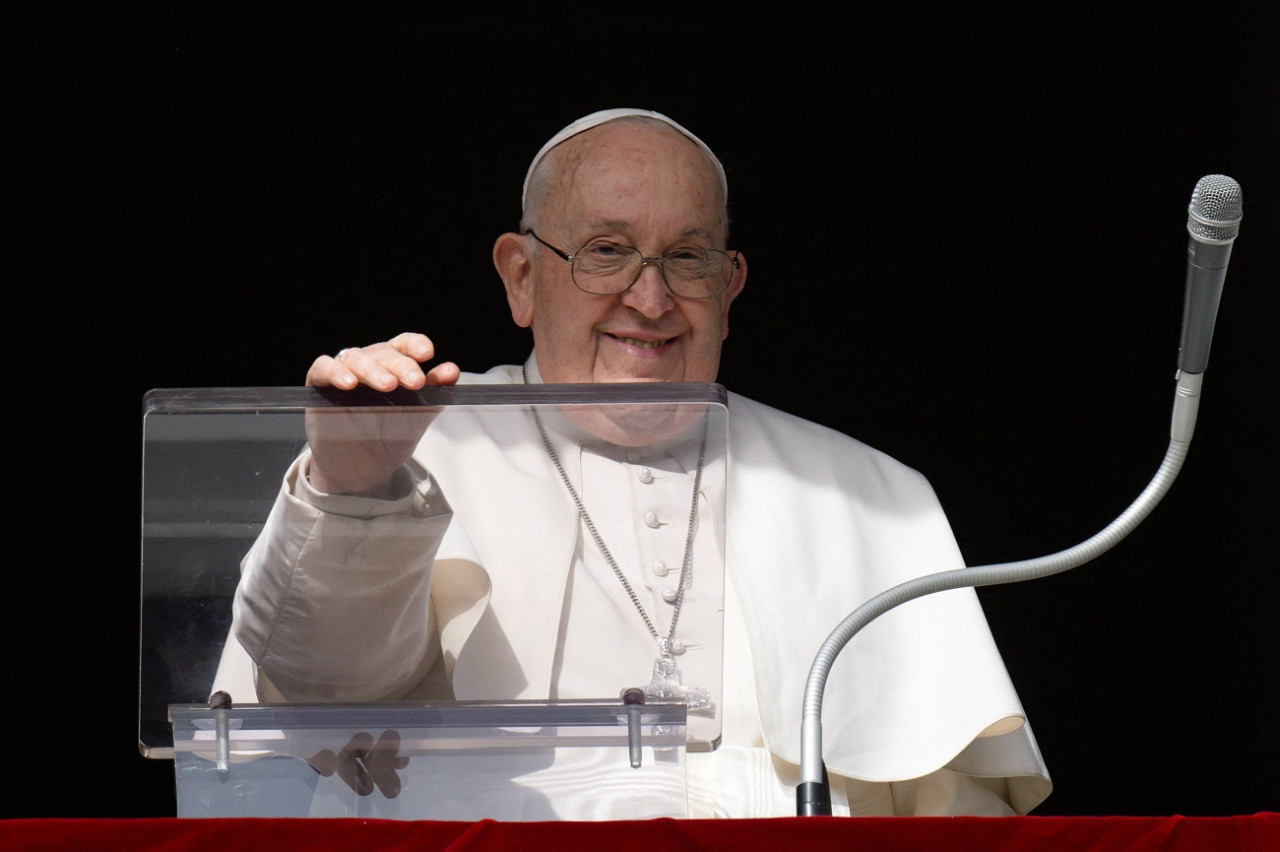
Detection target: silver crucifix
<box><xmin>645</xmin><ymin>656</ymin><xmax>713</xmax><ymax>713</ymax></box>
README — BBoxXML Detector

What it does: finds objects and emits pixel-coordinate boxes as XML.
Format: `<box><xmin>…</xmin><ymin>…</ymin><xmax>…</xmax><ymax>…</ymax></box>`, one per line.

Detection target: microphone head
<box><xmin>1187</xmin><ymin>174</ymin><xmax>1243</xmax><ymax>243</ymax></box>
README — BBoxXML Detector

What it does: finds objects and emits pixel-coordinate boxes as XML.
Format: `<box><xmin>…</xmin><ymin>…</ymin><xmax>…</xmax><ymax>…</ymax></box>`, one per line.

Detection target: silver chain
<box><xmin>523</xmin><ymin>365</ymin><xmax>706</xmax><ymax>656</ymax></box>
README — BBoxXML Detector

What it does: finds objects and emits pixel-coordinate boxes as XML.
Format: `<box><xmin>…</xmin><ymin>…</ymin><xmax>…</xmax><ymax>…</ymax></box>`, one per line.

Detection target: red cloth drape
<box><xmin>4</xmin><ymin>814</ymin><xmax>1278</xmax><ymax>851</ymax></box>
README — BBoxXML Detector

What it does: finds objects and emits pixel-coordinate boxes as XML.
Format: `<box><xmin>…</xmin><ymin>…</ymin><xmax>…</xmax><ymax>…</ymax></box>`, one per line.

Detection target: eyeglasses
<box><xmin>525</xmin><ymin>229</ymin><xmax>739</xmax><ymax>299</ymax></box>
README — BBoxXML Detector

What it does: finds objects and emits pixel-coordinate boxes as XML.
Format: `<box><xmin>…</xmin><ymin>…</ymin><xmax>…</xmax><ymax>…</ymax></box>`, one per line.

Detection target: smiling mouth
<box><xmin>609</xmin><ymin>334</ymin><xmax>672</xmax><ymax>350</ymax></box>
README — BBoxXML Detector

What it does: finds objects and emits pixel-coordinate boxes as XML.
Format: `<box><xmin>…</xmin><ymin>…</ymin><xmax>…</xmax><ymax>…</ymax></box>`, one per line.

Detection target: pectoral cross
<box><xmin>645</xmin><ymin>656</ymin><xmax>713</xmax><ymax>714</ymax></box>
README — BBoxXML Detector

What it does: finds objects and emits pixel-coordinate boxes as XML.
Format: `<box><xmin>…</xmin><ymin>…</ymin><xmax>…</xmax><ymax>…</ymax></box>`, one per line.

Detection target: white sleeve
<box><xmin>230</xmin><ymin>451</ymin><xmax>452</xmax><ymax>702</ymax></box>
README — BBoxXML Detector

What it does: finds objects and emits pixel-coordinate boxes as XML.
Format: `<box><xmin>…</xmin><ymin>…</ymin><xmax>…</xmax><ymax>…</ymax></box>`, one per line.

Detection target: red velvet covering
<box><xmin>4</xmin><ymin>814</ymin><xmax>1277</xmax><ymax>851</ymax></box>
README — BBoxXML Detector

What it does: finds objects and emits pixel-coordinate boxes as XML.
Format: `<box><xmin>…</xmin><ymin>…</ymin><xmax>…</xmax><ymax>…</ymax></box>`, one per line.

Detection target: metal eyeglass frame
<box><xmin>524</xmin><ymin>228</ymin><xmax>739</xmax><ymax>299</ymax></box>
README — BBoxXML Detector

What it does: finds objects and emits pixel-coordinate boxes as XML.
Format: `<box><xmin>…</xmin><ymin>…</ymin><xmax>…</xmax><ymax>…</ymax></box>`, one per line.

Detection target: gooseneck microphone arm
<box><xmin>797</xmin><ymin>175</ymin><xmax>1243</xmax><ymax>816</ymax></box>
<box><xmin>797</xmin><ymin>426</ymin><xmax>1190</xmax><ymax>815</ymax></box>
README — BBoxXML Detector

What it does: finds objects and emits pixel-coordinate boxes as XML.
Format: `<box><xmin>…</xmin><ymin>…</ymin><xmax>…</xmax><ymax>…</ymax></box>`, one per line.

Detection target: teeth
<box><xmin>617</xmin><ymin>336</ymin><xmax>665</xmax><ymax>349</ymax></box>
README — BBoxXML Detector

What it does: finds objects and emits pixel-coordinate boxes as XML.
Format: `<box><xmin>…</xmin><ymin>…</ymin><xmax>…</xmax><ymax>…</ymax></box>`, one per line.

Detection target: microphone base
<box><xmin>796</xmin><ymin>780</ymin><xmax>832</xmax><ymax>816</ymax></box>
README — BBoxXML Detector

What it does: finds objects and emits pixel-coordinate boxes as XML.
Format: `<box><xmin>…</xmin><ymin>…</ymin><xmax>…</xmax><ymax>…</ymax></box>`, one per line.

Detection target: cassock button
<box><xmin>637</xmin><ymin>467</ymin><xmax>654</xmax><ymax>484</ymax></box>
<box><xmin>661</xmin><ymin>587</ymin><xmax>678</xmax><ymax>603</ymax></box>
<box><xmin>652</xmin><ymin>560</ymin><xmax>669</xmax><ymax>577</ymax></box>
<box><xmin>644</xmin><ymin>512</ymin><xmax>660</xmax><ymax>529</ymax></box>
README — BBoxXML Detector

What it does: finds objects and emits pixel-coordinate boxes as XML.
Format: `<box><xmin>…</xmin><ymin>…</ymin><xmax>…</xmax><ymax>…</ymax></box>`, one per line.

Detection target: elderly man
<box><xmin>218</xmin><ymin>109</ymin><xmax>1052</xmax><ymax>817</ymax></box>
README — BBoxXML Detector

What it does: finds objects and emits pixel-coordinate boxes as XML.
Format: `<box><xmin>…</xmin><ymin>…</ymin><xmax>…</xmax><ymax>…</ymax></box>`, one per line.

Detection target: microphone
<box><xmin>1179</xmin><ymin>174</ymin><xmax>1243</xmax><ymax>375</ymax></box>
<box><xmin>797</xmin><ymin>174</ymin><xmax>1245</xmax><ymax>816</ymax></box>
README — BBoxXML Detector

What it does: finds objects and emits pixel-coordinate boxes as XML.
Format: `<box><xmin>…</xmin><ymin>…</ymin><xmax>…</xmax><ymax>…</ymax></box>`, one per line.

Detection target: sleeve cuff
<box><xmin>291</xmin><ymin>451</ymin><xmax>447</xmax><ymax>520</ymax></box>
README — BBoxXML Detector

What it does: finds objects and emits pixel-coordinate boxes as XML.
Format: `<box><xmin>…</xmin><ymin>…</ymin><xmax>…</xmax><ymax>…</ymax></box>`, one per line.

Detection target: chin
<box><xmin>598</xmin><ymin>357</ymin><xmax>700</xmax><ymax>385</ymax></box>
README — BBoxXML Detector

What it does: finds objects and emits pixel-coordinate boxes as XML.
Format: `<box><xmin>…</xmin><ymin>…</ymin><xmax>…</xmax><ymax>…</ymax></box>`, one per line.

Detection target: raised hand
<box><xmin>306</xmin><ymin>332</ymin><xmax>459</xmax><ymax>392</ymax></box>
<box><xmin>303</xmin><ymin>333</ymin><xmax>460</xmax><ymax>495</ymax></box>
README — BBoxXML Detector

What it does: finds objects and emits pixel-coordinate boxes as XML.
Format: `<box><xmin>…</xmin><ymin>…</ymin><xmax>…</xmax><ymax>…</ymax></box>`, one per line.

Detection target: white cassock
<box><xmin>217</xmin><ymin>355</ymin><xmax>1052</xmax><ymax>818</ymax></box>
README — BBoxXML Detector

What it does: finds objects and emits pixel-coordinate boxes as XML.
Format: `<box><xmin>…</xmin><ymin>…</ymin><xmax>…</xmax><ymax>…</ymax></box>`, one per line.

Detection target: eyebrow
<box><xmin>587</xmin><ymin>221</ymin><xmax>717</xmax><ymax>242</ymax></box>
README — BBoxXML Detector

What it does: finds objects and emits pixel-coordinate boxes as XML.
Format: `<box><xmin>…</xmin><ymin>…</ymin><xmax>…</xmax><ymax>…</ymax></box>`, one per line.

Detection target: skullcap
<box><xmin>521</xmin><ymin>108</ymin><xmax>728</xmax><ymax>214</ymax></box>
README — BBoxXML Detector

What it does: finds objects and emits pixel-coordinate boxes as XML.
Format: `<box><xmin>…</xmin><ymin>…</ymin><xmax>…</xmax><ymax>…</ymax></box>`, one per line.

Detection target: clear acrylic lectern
<box><xmin>141</xmin><ymin>383</ymin><xmax>727</xmax><ymax>819</ymax></box>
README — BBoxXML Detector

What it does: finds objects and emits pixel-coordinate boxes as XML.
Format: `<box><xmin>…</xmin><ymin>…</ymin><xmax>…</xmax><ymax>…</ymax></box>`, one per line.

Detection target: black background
<box><xmin>14</xmin><ymin>4</ymin><xmax>1278</xmax><ymax>818</ymax></box>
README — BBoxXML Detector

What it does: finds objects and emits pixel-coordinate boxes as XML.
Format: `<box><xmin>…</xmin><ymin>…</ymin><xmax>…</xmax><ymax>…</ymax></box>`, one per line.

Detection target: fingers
<box><xmin>424</xmin><ymin>360</ymin><xmax>461</xmax><ymax>387</ymax></box>
<box><xmin>338</xmin><ymin>346</ymin><xmax>422</xmax><ymax>392</ymax></box>
<box><xmin>305</xmin><ymin>333</ymin><xmax>459</xmax><ymax>391</ymax></box>
<box><xmin>306</xmin><ymin>354</ymin><xmax>358</xmax><ymax>390</ymax></box>
<box><xmin>387</xmin><ymin>331</ymin><xmax>435</xmax><ymax>363</ymax></box>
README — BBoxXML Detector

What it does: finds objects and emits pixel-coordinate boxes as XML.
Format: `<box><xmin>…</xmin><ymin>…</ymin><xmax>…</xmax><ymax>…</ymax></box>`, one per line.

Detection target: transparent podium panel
<box><xmin>171</xmin><ymin>701</ymin><xmax>688</xmax><ymax>820</ymax></box>
<box><xmin>142</xmin><ymin>384</ymin><xmax>728</xmax><ymax>819</ymax></box>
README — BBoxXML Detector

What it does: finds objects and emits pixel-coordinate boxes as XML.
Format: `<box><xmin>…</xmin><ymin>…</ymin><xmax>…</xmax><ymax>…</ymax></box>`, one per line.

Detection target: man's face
<box><xmin>500</xmin><ymin>122</ymin><xmax>745</xmax><ymax>385</ymax></box>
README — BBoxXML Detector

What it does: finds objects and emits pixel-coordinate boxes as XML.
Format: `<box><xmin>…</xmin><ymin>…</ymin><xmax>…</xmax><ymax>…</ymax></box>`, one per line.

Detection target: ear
<box><xmin>719</xmin><ymin>251</ymin><xmax>747</xmax><ymax>340</ymax></box>
<box><xmin>493</xmin><ymin>232</ymin><xmax>535</xmax><ymax>328</ymax></box>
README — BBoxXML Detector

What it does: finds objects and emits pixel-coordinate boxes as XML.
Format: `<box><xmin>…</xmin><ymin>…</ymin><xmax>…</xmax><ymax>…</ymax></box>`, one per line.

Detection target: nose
<box><xmin>620</xmin><ymin>262</ymin><xmax>674</xmax><ymax>318</ymax></box>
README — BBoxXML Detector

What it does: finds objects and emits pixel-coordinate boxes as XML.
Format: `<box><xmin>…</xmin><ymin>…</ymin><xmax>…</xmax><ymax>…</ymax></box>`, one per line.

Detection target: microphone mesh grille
<box><xmin>1188</xmin><ymin>174</ymin><xmax>1243</xmax><ymax>241</ymax></box>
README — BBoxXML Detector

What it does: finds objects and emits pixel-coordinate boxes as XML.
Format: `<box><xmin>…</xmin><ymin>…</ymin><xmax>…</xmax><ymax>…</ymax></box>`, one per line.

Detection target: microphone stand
<box><xmin>797</xmin><ymin>370</ymin><xmax>1205</xmax><ymax>815</ymax></box>
<box><xmin>797</xmin><ymin>173</ymin><xmax>1242</xmax><ymax>816</ymax></box>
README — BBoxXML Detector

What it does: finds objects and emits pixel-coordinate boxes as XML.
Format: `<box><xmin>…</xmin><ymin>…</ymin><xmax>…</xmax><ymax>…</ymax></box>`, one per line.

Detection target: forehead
<box><xmin>542</xmin><ymin>122</ymin><xmax>726</xmax><ymax>235</ymax></box>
